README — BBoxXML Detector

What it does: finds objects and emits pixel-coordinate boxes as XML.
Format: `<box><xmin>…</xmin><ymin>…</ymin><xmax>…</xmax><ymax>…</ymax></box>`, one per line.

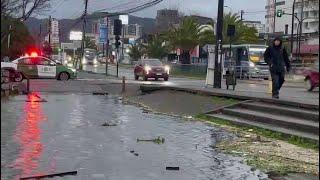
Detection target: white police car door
<box><xmin>37</xmin><ymin>58</ymin><xmax>56</xmax><ymax>78</ymax></box>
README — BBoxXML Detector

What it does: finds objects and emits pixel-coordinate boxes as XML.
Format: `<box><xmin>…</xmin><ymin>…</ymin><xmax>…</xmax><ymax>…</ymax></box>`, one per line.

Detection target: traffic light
<box><xmin>227</xmin><ymin>25</ymin><xmax>236</xmax><ymax>37</ymax></box>
<box><xmin>115</xmin><ymin>35</ymin><xmax>121</xmax><ymax>49</ymax></box>
<box><xmin>113</xmin><ymin>19</ymin><xmax>122</xmax><ymax>36</ymax></box>
<box><xmin>276</xmin><ymin>10</ymin><xmax>283</xmax><ymax>17</ymax></box>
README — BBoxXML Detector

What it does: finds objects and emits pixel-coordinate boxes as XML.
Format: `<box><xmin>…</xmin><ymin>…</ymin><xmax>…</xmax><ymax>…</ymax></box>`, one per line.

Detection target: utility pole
<box><xmin>121</xmin><ymin>26</ymin><xmax>125</xmax><ymax>62</ymax></box>
<box><xmin>290</xmin><ymin>0</ymin><xmax>296</xmax><ymax>55</ymax></box>
<box><xmin>48</xmin><ymin>16</ymin><xmax>52</xmax><ymax>46</ymax></box>
<box><xmin>80</xmin><ymin>0</ymin><xmax>89</xmax><ymax>70</ymax></box>
<box><xmin>7</xmin><ymin>25</ymin><xmax>12</xmax><ymax>49</ymax></box>
<box><xmin>38</xmin><ymin>24</ymin><xmax>42</xmax><ymax>49</ymax></box>
<box><xmin>298</xmin><ymin>0</ymin><xmax>304</xmax><ymax>62</ymax></box>
<box><xmin>214</xmin><ymin>0</ymin><xmax>224</xmax><ymax>88</ymax></box>
<box><xmin>240</xmin><ymin>10</ymin><xmax>244</xmax><ymax>21</ymax></box>
<box><xmin>273</xmin><ymin>0</ymin><xmax>276</xmax><ymax>34</ymax></box>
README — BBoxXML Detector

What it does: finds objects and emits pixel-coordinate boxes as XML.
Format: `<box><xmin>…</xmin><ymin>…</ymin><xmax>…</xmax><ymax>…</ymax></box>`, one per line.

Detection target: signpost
<box><xmin>99</xmin><ymin>23</ymin><xmax>108</xmax><ymax>76</ymax></box>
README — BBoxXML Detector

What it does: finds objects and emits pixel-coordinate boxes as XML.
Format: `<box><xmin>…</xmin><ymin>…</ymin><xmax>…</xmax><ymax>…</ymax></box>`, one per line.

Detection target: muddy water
<box><xmin>1</xmin><ymin>93</ymin><xmax>267</xmax><ymax>180</ymax></box>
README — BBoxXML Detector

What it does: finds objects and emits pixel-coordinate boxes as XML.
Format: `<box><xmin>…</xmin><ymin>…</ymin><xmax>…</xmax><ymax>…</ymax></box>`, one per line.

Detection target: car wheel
<box><xmin>134</xmin><ymin>74</ymin><xmax>139</xmax><ymax>80</ymax></box>
<box><xmin>143</xmin><ymin>76</ymin><xmax>148</xmax><ymax>81</ymax></box>
<box><xmin>164</xmin><ymin>77</ymin><xmax>169</xmax><ymax>81</ymax></box>
<box><xmin>305</xmin><ymin>78</ymin><xmax>314</xmax><ymax>91</ymax></box>
<box><xmin>14</xmin><ymin>72</ymin><xmax>24</xmax><ymax>82</ymax></box>
<box><xmin>58</xmin><ymin>72</ymin><xmax>70</xmax><ymax>81</ymax></box>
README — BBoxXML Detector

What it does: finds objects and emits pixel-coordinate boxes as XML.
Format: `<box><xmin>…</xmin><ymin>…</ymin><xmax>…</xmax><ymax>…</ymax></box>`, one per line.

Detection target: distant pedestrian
<box><xmin>264</xmin><ymin>37</ymin><xmax>291</xmax><ymax>99</ymax></box>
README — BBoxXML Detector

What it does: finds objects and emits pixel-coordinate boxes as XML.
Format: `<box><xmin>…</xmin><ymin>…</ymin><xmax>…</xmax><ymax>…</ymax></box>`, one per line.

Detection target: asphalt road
<box><xmin>81</xmin><ymin>64</ymin><xmax>319</xmax><ymax>105</ymax></box>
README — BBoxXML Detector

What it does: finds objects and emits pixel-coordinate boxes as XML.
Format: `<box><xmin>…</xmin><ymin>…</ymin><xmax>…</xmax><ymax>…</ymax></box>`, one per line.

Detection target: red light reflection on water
<box><xmin>12</xmin><ymin>92</ymin><xmax>48</xmax><ymax>179</ymax></box>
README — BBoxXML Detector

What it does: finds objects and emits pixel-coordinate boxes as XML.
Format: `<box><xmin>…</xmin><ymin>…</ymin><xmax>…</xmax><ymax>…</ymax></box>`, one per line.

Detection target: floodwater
<box><xmin>1</xmin><ymin>93</ymin><xmax>267</xmax><ymax>180</ymax></box>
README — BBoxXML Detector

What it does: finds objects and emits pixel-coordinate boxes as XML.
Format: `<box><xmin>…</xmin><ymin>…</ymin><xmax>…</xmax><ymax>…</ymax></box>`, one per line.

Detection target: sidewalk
<box><xmin>140</xmin><ymin>83</ymin><xmax>319</xmax><ymax>107</ymax></box>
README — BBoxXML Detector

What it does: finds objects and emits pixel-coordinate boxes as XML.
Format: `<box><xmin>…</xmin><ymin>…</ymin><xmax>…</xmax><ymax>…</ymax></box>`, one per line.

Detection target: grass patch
<box><xmin>211</xmin><ymin>96</ymin><xmax>241</xmax><ymax>106</ymax></box>
<box><xmin>195</xmin><ymin>114</ymin><xmax>319</xmax><ymax>150</ymax></box>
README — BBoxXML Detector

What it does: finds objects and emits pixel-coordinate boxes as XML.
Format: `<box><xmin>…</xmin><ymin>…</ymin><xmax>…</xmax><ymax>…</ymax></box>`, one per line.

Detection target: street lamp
<box><xmin>224</xmin><ymin>5</ymin><xmax>232</xmax><ymax>13</ymax></box>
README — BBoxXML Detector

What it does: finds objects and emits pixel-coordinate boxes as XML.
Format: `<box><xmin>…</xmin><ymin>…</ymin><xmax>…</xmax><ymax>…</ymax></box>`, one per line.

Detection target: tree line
<box><xmin>1</xmin><ymin>0</ymin><xmax>50</xmax><ymax>60</ymax></box>
<box><xmin>128</xmin><ymin>13</ymin><xmax>259</xmax><ymax>64</ymax></box>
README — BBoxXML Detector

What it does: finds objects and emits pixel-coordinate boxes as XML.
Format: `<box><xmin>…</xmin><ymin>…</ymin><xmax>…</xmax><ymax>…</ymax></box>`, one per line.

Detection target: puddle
<box><xmin>1</xmin><ymin>94</ymin><xmax>268</xmax><ymax>180</ymax></box>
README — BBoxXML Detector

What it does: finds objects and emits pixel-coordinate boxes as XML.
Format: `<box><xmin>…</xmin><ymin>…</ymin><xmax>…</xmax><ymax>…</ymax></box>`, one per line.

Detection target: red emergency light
<box><xmin>30</xmin><ymin>52</ymin><xmax>38</xmax><ymax>57</ymax></box>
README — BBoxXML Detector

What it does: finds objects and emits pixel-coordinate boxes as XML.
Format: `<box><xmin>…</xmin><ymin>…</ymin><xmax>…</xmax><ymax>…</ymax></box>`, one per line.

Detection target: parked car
<box><xmin>2</xmin><ymin>55</ymin><xmax>77</xmax><ymax>81</ymax></box>
<box><xmin>1</xmin><ymin>59</ymin><xmax>22</xmax><ymax>82</ymax></box>
<box><xmin>303</xmin><ymin>59</ymin><xmax>319</xmax><ymax>91</ymax></box>
<box><xmin>134</xmin><ymin>59</ymin><xmax>170</xmax><ymax>81</ymax></box>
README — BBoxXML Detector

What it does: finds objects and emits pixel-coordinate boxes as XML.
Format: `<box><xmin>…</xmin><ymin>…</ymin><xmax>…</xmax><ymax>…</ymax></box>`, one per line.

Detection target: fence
<box><xmin>170</xmin><ymin>64</ymin><xmax>207</xmax><ymax>78</ymax></box>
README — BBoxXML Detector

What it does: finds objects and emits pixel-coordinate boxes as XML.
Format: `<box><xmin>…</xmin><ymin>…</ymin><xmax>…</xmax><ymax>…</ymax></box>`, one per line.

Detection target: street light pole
<box><xmin>298</xmin><ymin>0</ymin><xmax>304</xmax><ymax>62</ymax></box>
<box><xmin>214</xmin><ymin>0</ymin><xmax>224</xmax><ymax>88</ymax></box>
<box><xmin>273</xmin><ymin>0</ymin><xmax>277</xmax><ymax>34</ymax></box>
<box><xmin>290</xmin><ymin>0</ymin><xmax>296</xmax><ymax>55</ymax></box>
<box><xmin>80</xmin><ymin>0</ymin><xmax>89</xmax><ymax>70</ymax></box>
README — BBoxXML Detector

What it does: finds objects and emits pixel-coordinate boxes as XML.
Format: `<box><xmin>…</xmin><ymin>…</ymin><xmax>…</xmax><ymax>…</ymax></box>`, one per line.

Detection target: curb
<box><xmin>140</xmin><ymin>85</ymin><xmax>319</xmax><ymax>110</ymax></box>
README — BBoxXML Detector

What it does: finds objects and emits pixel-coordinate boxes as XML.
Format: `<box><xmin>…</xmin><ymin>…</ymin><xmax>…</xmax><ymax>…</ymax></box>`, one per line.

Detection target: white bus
<box><xmin>222</xmin><ymin>44</ymin><xmax>270</xmax><ymax>79</ymax></box>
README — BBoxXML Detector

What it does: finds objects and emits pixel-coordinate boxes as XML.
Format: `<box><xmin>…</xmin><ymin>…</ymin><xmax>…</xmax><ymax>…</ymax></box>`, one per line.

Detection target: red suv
<box><xmin>134</xmin><ymin>59</ymin><xmax>170</xmax><ymax>81</ymax></box>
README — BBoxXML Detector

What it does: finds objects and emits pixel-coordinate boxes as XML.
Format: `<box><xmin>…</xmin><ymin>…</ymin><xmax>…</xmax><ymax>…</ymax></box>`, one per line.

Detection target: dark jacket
<box><xmin>264</xmin><ymin>38</ymin><xmax>290</xmax><ymax>73</ymax></box>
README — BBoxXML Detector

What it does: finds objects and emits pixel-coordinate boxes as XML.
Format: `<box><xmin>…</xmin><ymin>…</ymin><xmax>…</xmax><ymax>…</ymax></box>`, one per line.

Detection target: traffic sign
<box><xmin>99</xmin><ymin>24</ymin><xmax>108</xmax><ymax>43</ymax></box>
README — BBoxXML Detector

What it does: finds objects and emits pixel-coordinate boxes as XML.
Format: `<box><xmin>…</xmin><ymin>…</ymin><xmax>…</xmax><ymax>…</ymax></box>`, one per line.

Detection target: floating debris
<box><xmin>20</xmin><ymin>171</ymin><xmax>77</xmax><ymax>179</ymax></box>
<box><xmin>130</xmin><ymin>150</ymin><xmax>135</xmax><ymax>153</ymax></box>
<box><xmin>137</xmin><ymin>136</ymin><xmax>165</xmax><ymax>144</ymax></box>
<box><xmin>101</xmin><ymin>122</ymin><xmax>117</xmax><ymax>127</ymax></box>
<box><xmin>166</xmin><ymin>167</ymin><xmax>180</xmax><ymax>171</ymax></box>
<box><xmin>92</xmin><ymin>92</ymin><xmax>109</xmax><ymax>95</ymax></box>
<box><xmin>134</xmin><ymin>153</ymin><xmax>139</xmax><ymax>156</ymax></box>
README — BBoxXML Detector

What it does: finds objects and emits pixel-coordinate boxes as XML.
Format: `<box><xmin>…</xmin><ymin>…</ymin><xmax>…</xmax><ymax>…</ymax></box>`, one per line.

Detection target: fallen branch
<box><xmin>166</xmin><ymin>167</ymin><xmax>179</xmax><ymax>170</ymax></box>
<box><xmin>137</xmin><ymin>136</ymin><xmax>165</xmax><ymax>144</ymax></box>
<box><xmin>20</xmin><ymin>171</ymin><xmax>77</xmax><ymax>180</ymax></box>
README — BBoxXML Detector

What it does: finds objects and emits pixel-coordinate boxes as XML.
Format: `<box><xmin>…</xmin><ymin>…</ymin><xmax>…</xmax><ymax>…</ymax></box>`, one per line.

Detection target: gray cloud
<box><xmin>48</xmin><ymin>0</ymin><xmax>266</xmax><ymax>22</ymax></box>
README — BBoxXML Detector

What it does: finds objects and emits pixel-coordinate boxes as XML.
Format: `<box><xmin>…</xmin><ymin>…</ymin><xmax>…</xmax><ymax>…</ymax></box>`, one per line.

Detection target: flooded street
<box><xmin>1</xmin><ymin>93</ymin><xmax>267</xmax><ymax>180</ymax></box>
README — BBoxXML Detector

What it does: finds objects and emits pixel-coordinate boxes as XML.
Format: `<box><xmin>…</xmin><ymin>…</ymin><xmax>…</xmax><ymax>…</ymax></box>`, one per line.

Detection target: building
<box><xmin>123</xmin><ymin>24</ymin><xmax>143</xmax><ymax>39</ymax></box>
<box><xmin>243</xmin><ymin>20</ymin><xmax>266</xmax><ymax>35</ymax></box>
<box><xmin>155</xmin><ymin>9</ymin><xmax>180</xmax><ymax>32</ymax></box>
<box><xmin>265</xmin><ymin>0</ymin><xmax>319</xmax><ymax>45</ymax></box>
<box><xmin>45</xmin><ymin>18</ymin><xmax>60</xmax><ymax>47</ymax></box>
<box><xmin>189</xmin><ymin>15</ymin><xmax>213</xmax><ymax>25</ymax></box>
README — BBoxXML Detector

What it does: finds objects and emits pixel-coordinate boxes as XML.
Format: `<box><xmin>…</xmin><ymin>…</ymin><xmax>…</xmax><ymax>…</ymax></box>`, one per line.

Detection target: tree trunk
<box><xmin>180</xmin><ymin>51</ymin><xmax>191</xmax><ymax>64</ymax></box>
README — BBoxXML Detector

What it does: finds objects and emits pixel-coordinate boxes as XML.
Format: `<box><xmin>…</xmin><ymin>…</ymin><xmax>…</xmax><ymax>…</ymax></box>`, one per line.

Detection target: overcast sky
<box><xmin>45</xmin><ymin>0</ymin><xmax>266</xmax><ymax>23</ymax></box>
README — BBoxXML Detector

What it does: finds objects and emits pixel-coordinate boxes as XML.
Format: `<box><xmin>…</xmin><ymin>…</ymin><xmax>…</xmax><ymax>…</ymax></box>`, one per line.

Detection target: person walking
<box><xmin>264</xmin><ymin>37</ymin><xmax>291</xmax><ymax>99</ymax></box>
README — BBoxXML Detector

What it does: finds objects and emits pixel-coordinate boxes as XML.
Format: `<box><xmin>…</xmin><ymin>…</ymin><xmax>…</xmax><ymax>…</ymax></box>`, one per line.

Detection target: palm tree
<box><xmin>143</xmin><ymin>35</ymin><xmax>168</xmax><ymax>60</ymax></box>
<box><xmin>166</xmin><ymin>17</ymin><xmax>209</xmax><ymax>64</ymax></box>
<box><xmin>128</xmin><ymin>43</ymin><xmax>143</xmax><ymax>62</ymax></box>
<box><xmin>223</xmin><ymin>13</ymin><xmax>259</xmax><ymax>44</ymax></box>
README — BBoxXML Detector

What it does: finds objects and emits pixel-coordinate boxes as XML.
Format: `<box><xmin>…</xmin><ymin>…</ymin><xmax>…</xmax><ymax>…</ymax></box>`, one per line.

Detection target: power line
<box><xmin>95</xmin><ymin>0</ymin><xmax>147</xmax><ymax>12</ymax></box>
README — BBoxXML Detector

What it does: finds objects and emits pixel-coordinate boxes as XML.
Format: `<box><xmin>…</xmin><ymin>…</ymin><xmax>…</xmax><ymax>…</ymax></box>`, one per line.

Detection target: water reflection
<box><xmin>12</xmin><ymin>92</ymin><xmax>47</xmax><ymax>179</ymax></box>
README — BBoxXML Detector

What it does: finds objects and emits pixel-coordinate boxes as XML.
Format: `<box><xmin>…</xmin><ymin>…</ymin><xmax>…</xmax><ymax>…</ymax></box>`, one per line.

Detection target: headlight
<box><xmin>144</xmin><ymin>66</ymin><xmax>151</xmax><ymax>74</ymax></box>
<box><xmin>249</xmin><ymin>61</ymin><xmax>255</xmax><ymax>67</ymax></box>
<box><xmin>93</xmin><ymin>58</ymin><xmax>98</xmax><ymax>65</ymax></box>
<box><xmin>70</xmin><ymin>68</ymin><xmax>76</xmax><ymax>72</ymax></box>
<box><xmin>164</xmin><ymin>65</ymin><xmax>170</xmax><ymax>74</ymax></box>
<box><xmin>82</xmin><ymin>58</ymin><xmax>86</xmax><ymax>64</ymax></box>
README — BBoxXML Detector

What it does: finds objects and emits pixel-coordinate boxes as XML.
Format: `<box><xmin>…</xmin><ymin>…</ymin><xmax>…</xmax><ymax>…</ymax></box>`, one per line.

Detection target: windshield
<box><xmin>248</xmin><ymin>48</ymin><xmax>266</xmax><ymax>63</ymax></box>
<box><xmin>144</xmin><ymin>60</ymin><xmax>162</xmax><ymax>66</ymax></box>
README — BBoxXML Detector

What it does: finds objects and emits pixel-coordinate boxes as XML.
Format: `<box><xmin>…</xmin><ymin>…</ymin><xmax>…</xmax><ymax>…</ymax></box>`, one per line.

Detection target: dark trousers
<box><xmin>271</xmin><ymin>71</ymin><xmax>285</xmax><ymax>96</ymax></box>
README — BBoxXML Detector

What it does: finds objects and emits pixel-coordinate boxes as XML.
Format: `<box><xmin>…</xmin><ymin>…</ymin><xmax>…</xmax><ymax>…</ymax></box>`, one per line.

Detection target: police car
<box><xmin>1</xmin><ymin>53</ymin><xmax>77</xmax><ymax>81</ymax></box>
